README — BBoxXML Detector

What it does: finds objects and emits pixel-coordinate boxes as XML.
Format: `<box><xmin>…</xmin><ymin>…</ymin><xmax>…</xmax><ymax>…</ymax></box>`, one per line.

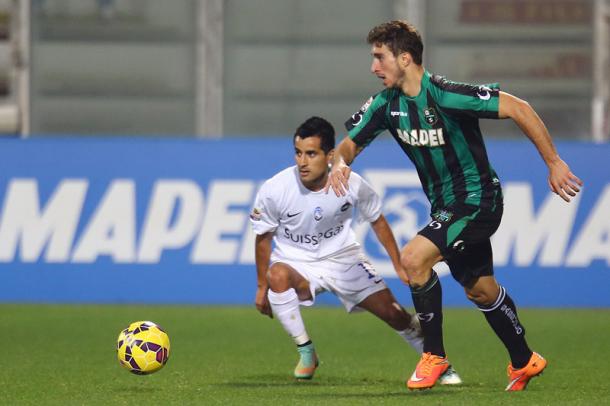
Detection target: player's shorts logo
<box><xmin>452</xmin><ymin>239</ymin><xmax>465</xmax><ymax>252</ymax></box>
<box><xmin>423</xmin><ymin>107</ymin><xmax>438</xmax><ymax>125</ymax></box>
<box><xmin>433</xmin><ymin>209</ymin><xmax>453</xmax><ymax>222</ymax></box>
<box><xmin>428</xmin><ymin>220</ymin><xmax>442</xmax><ymax>230</ymax></box>
<box><xmin>314</xmin><ymin>207</ymin><xmax>323</xmax><ymax>221</ymax></box>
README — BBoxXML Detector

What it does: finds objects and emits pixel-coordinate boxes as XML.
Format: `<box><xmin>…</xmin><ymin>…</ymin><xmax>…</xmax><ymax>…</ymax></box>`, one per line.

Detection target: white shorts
<box><xmin>270</xmin><ymin>249</ymin><xmax>388</xmax><ymax>312</ymax></box>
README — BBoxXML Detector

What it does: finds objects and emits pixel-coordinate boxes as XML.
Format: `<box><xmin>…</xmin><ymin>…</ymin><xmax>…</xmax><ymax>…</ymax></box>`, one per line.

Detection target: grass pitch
<box><xmin>0</xmin><ymin>304</ymin><xmax>608</xmax><ymax>405</ymax></box>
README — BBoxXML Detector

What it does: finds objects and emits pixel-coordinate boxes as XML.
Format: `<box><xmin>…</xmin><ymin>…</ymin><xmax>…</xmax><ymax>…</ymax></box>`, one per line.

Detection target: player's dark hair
<box><xmin>367</xmin><ymin>20</ymin><xmax>423</xmax><ymax>64</ymax></box>
<box><xmin>294</xmin><ymin>116</ymin><xmax>335</xmax><ymax>153</ymax></box>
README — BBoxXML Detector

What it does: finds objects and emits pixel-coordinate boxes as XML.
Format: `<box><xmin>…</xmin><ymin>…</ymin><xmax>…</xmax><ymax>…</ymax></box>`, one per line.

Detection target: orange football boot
<box><xmin>407</xmin><ymin>352</ymin><xmax>450</xmax><ymax>390</ymax></box>
<box><xmin>505</xmin><ymin>351</ymin><xmax>547</xmax><ymax>391</ymax></box>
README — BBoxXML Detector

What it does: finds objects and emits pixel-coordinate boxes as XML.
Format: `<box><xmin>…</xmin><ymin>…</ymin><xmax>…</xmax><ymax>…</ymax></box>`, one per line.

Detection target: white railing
<box><xmin>592</xmin><ymin>0</ymin><xmax>610</xmax><ymax>142</ymax></box>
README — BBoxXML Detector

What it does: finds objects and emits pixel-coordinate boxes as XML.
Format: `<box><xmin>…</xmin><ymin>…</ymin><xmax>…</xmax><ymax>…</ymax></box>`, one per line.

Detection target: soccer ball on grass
<box><xmin>116</xmin><ymin>321</ymin><xmax>170</xmax><ymax>375</ymax></box>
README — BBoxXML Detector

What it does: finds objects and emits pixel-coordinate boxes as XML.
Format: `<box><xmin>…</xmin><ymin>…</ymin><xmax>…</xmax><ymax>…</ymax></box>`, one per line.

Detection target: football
<box><xmin>116</xmin><ymin>321</ymin><xmax>170</xmax><ymax>375</ymax></box>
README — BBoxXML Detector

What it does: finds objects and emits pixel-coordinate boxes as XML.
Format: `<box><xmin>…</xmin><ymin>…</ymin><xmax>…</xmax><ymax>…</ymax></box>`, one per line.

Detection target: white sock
<box><xmin>396</xmin><ymin>316</ymin><xmax>424</xmax><ymax>354</ymax></box>
<box><xmin>267</xmin><ymin>288</ymin><xmax>310</xmax><ymax>345</ymax></box>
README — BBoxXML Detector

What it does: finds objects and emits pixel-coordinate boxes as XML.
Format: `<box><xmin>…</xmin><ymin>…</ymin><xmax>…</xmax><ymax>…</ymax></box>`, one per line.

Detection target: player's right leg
<box><xmin>266</xmin><ymin>262</ymin><xmax>319</xmax><ymax>379</ymax></box>
<box><xmin>400</xmin><ymin>235</ymin><xmax>450</xmax><ymax>390</ymax></box>
<box><xmin>357</xmin><ymin>288</ymin><xmax>462</xmax><ymax>386</ymax></box>
<box><xmin>357</xmin><ymin>288</ymin><xmax>424</xmax><ymax>353</ymax></box>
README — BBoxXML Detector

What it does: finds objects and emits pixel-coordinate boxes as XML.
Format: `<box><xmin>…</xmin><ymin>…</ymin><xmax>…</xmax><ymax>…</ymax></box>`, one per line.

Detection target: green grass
<box><xmin>0</xmin><ymin>305</ymin><xmax>608</xmax><ymax>405</ymax></box>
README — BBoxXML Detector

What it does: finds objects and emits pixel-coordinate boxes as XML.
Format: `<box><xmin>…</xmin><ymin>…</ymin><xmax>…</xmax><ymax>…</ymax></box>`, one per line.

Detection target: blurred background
<box><xmin>0</xmin><ymin>0</ymin><xmax>607</xmax><ymax>140</ymax></box>
<box><xmin>0</xmin><ymin>0</ymin><xmax>609</xmax><ymax>307</ymax></box>
<box><xmin>0</xmin><ymin>4</ymin><xmax>608</xmax><ymax>402</ymax></box>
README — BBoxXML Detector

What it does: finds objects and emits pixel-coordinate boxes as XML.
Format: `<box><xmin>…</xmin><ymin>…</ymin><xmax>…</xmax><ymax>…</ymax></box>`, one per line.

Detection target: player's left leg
<box><xmin>464</xmin><ymin>273</ymin><xmax>546</xmax><ymax>391</ymax></box>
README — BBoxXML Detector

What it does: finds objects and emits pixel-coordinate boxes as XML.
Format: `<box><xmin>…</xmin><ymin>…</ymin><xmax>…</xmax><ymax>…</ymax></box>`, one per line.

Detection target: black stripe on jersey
<box><xmin>426</xmin><ymin>91</ymin><xmax>467</xmax><ymax>203</ymax></box>
<box><xmin>349</xmin><ymin>103</ymin><xmax>388</xmax><ymax>147</ymax></box>
<box><xmin>407</xmin><ymin>99</ymin><xmax>444</xmax><ymax>207</ymax></box>
<box><xmin>388</xmin><ymin>95</ymin><xmax>423</xmax><ymax>179</ymax></box>
<box><xmin>388</xmin><ymin>94</ymin><xmax>401</xmax><ymax>135</ymax></box>
<box><xmin>430</xmin><ymin>74</ymin><xmax>500</xmax><ymax>99</ymax></box>
<box><xmin>457</xmin><ymin>120</ymin><xmax>495</xmax><ymax>204</ymax></box>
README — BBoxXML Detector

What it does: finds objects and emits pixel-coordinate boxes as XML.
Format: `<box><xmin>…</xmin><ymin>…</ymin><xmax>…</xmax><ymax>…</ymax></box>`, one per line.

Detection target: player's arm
<box><xmin>255</xmin><ymin>232</ymin><xmax>274</xmax><ymax>318</ymax></box>
<box><xmin>498</xmin><ymin>91</ymin><xmax>583</xmax><ymax>202</ymax></box>
<box><xmin>325</xmin><ymin>136</ymin><xmax>363</xmax><ymax>197</ymax></box>
<box><xmin>370</xmin><ymin>214</ymin><xmax>409</xmax><ymax>285</ymax></box>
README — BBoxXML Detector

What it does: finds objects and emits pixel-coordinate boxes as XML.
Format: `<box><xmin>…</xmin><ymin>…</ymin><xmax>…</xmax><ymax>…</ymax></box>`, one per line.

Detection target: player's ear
<box><xmin>400</xmin><ymin>52</ymin><xmax>411</xmax><ymax>68</ymax></box>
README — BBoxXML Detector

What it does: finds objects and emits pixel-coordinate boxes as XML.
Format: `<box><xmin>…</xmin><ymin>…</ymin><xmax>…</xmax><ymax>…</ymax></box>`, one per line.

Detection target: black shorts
<box><xmin>418</xmin><ymin>202</ymin><xmax>503</xmax><ymax>287</ymax></box>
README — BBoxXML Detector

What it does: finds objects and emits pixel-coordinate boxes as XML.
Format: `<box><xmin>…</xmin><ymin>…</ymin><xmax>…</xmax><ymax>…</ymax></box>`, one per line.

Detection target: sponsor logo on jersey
<box><xmin>314</xmin><ymin>207</ymin><xmax>323</xmax><ymax>221</ymax></box>
<box><xmin>390</xmin><ymin>111</ymin><xmax>409</xmax><ymax>117</ymax></box>
<box><xmin>423</xmin><ymin>107</ymin><xmax>438</xmax><ymax>125</ymax></box>
<box><xmin>286</xmin><ymin>211</ymin><xmax>302</xmax><ymax>218</ymax></box>
<box><xmin>396</xmin><ymin>128</ymin><xmax>445</xmax><ymax>147</ymax></box>
<box><xmin>283</xmin><ymin>224</ymin><xmax>344</xmax><ymax>246</ymax></box>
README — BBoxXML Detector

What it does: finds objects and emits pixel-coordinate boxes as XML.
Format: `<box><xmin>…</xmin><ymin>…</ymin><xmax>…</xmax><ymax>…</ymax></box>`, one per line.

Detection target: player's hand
<box><xmin>255</xmin><ymin>285</ymin><xmax>273</xmax><ymax>318</ymax></box>
<box><xmin>324</xmin><ymin>162</ymin><xmax>351</xmax><ymax>196</ymax></box>
<box><xmin>395</xmin><ymin>268</ymin><xmax>410</xmax><ymax>286</ymax></box>
<box><xmin>547</xmin><ymin>159</ymin><xmax>583</xmax><ymax>202</ymax></box>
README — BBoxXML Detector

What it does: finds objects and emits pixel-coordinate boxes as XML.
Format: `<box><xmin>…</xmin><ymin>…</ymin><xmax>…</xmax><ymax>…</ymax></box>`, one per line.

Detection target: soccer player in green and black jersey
<box><xmin>326</xmin><ymin>20</ymin><xmax>583</xmax><ymax>392</ymax></box>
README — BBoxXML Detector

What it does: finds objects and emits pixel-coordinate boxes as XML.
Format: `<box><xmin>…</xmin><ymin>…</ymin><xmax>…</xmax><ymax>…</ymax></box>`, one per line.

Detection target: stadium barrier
<box><xmin>0</xmin><ymin>137</ymin><xmax>608</xmax><ymax>307</ymax></box>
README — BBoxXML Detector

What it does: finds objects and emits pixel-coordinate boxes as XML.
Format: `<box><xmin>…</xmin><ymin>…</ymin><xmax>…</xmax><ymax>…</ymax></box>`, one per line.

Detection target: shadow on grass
<box><xmin>213</xmin><ymin>373</ymin><xmax>319</xmax><ymax>388</ymax></box>
<box><xmin>214</xmin><ymin>374</ymin><xmax>475</xmax><ymax>401</ymax></box>
<box><xmin>214</xmin><ymin>373</ymin><xmax>471</xmax><ymax>389</ymax></box>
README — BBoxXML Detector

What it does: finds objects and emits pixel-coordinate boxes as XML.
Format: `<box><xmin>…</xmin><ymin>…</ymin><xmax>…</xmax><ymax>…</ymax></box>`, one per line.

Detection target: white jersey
<box><xmin>250</xmin><ymin>166</ymin><xmax>381</xmax><ymax>262</ymax></box>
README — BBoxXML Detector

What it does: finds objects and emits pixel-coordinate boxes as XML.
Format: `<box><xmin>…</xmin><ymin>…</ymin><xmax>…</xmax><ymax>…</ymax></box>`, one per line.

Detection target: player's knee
<box><xmin>466</xmin><ymin>290</ymin><xmax>495</xmax><ymax>306</ymax></box>
<box><xmin>267</xmin><ymin>265</ymin><xmax>291</xmax><ymax>288</ymax></box>
<box><xmin>400</xmin><ymin>249</ymin><xmax>427</xmax><ymax>278</ymax></box>
<box><xmin>465</xmin><ymin>280</ymin><xmax>501</xmax><ymax>306</ymax></box>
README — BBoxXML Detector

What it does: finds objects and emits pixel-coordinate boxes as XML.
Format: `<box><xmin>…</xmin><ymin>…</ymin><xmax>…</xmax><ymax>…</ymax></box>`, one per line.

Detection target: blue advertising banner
<box><xmin>0</xmin><ymin>137</ymin><xmax>608</xmax><ymax>307</ymax></box>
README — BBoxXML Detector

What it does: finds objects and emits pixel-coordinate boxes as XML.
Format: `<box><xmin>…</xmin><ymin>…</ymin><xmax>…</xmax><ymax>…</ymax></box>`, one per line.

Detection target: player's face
<box><xmin>370</xmin><ymin>44</ymin><xmax>405</xmax><ymax>88</ymax></box>
<box><xmin>294</xmin><ymin>135</ymin><xmax>332</xmax><ymax>191</ymax></box>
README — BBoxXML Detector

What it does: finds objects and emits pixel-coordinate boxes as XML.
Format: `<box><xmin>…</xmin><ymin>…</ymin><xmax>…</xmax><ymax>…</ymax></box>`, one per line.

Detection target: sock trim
<box><xmin>268</xmin><ymin>288</ymin><xmax>298</xmax><ymax>305</ymax></box>
<box><xmin>410</xmin><ymin>271</ymin><xmax>439</xmax><ymax>296</ymax></box>
<box><xmin>478</xmin><ymin>285</ymin><xmax>506</xmax><ymax>312</ymax></box>
<box><xmin>297</xmin><ymin>340</ymin><xmax>312</xmax><ymax>348</ymax></box>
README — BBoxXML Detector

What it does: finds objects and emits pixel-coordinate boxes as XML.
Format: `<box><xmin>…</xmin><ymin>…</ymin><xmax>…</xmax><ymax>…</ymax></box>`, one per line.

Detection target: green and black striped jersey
<box><xmin>345</xmin><ymin>70</ymin><xmax>503</xmax><ymax>211</ymax></box>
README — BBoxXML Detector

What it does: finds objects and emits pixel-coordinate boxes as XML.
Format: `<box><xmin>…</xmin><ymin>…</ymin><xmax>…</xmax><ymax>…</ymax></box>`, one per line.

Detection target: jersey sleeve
<box><xmin>249</xmin><ymin>181</ymin><xmax>280</xmax><ymax>235</ymax></box>
<box><xmin>431</xmin><ymin>75</ymin><xmax>500</xmax><ymax>119</ymax></box>
<box><xmin>344</xmin><ymin>91</ymin><xmax>391</xmax><ymax>147</ymax></box>
<box><xmin>351</xmin><ymin>174</ymin><xmax>382</xmax><ymax>223</ymax></box>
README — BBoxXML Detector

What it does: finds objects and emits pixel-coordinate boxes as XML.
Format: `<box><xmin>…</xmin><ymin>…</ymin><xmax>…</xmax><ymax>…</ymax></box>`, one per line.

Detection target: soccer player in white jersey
<box><xmin>250</xmin><ymin>116</ymin><xmax>461</xmax><ymax>384</ymax></box>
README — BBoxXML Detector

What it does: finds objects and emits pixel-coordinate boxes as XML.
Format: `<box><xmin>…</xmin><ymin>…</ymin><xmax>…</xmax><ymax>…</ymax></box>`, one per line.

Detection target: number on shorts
<box><xmin>358</xmin><ymin>262</ymin><xmax>377</xmax><ymax>280</ymax></box>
